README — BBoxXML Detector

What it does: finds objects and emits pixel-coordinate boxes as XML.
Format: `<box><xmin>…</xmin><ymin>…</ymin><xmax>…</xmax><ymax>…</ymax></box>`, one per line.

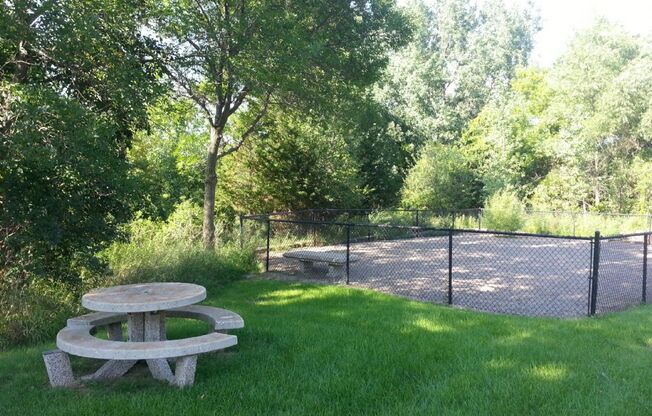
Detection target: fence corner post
<box><xmin>346</xmin><ymin>224</ymin><xmax>351</xmax><ymax>285</ymax></box>
<box><xmin>448</xmin><ymin>229</ymin><xmax>453</xmax><ymax>305</ymax></box>
<box><xmin>643</xmin><ymin>233</ymin><xmax>648</xmax><ymax>304</ymax></box>
<box><xmin>590</xmin><ymin>230</ymin><xmax>601</xmax><ymax>316</ymax></box>
<box><xmin>265</xmin><ymin>218</ymin><xmax>271</xmax><ymax>272</ymax></box>
<box><xmin>311</xmin><ymin>210</ymin><xmax>317</xmax><ymax>246</ymax></box>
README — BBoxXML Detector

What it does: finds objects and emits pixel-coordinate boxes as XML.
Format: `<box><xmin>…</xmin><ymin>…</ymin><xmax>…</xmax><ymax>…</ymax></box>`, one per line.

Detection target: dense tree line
<box><xmin>461</xmin><ymin>20</ymin><xmax>652</xmax><ymax>213</ymax></box>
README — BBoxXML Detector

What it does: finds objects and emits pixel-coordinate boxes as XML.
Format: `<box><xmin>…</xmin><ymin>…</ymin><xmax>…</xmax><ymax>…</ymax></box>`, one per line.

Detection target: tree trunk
<box><xmin>12</xmin><ymin>41</ymin><xmax>29</xmax><ymax>84</ymax></box>
<box><xmin>202</xmin><ymin>125</ymin><xmax>222</xmax><ymax>250</ymax></box>
<box><xmin>592</xmin><ymin>156</ymin><xmax>601</xmax><ymax>206</ymax></box>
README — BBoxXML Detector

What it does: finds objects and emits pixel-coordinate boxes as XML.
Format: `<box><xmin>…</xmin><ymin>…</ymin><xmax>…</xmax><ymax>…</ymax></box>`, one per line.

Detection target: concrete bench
<box><xmin>44</xmin><ymin>306</ymin><xmax>244</xmax><ymax>388</ymax></box>
<box><xmin>282</xmin><ymin>250</ymin><xmax>360</xmax><ymax>279</ymax></box>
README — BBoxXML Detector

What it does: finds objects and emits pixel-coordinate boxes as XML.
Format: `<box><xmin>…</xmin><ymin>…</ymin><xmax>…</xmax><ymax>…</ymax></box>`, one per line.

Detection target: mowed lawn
<box><xmin>1</xmin><ymin>278</ymin><xmax>652</xmax><ymax>415</ymax></box>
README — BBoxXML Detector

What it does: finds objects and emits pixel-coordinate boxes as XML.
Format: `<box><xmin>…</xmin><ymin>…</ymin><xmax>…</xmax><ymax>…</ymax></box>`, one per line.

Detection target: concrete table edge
<box><xmin>81</xmin><ymin>282</ymin><xmax>207</xmax><ymax>313</ymax></box>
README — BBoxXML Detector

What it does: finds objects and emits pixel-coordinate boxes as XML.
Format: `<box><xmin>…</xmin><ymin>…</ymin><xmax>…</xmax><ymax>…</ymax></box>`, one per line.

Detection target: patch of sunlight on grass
<box><xmin>254</xmin><ymin>287</ymin><xmax>334</xmax><ymax>305</ymax></box>
<box><xmin>528</xmin><ymin>363</ymin><xmax>568</xmax><ymax>381</ymax></box>
<box><xmin>485</xmin><ymin>357</ymin><xmax>516</xmax><ymax>370</ymax></box>
<box><xmin>497</xmin><ymin>330</ymin><xmax>533</xmax><ymax>345</ymax></box>
<box><xmin>645</xmin><ymin>337</ymin><xmax>652</xmax><ymax>347</ymax></box>
<box><xmin>411</xmin><ymin>317</ymin><xmax>453</xmax><ymax>333</ymax></box>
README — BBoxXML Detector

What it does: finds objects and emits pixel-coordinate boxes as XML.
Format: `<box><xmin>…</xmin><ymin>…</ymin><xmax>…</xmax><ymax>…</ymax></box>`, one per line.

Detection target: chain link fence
<box><xmin>241</xmin><ymin>212</ymin><xmax>651</xmax><ymax>318</ymax></box>
<box><xmin>268</xmin><ymin>208</ymin><xmax>652</xmax><ymax>236</ymax></box>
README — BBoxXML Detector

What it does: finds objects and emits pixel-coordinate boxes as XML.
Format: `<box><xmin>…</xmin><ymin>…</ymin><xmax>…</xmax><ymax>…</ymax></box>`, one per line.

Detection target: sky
<box><xmin>505</xmin><ymin>0</ymin><xmax>652</xmax><ymax>67</ymax></box>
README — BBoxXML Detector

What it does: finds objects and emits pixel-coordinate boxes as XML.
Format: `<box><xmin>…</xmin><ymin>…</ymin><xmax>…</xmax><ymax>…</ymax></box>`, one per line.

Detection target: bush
<box><xmin>400</xmin><ymin>143</ymin><xmax>480</xmax><ymax>210</ymax></box>
<box><xmin>103</xmin><ymin>202</ymin><xmax>258</xmax><ymax>286</ymax></box>
<box><xmin>368</xmin><ymin>210</ymin><xmax>415</xmax><ymax>226</ymax></box>
<box><xmin>483</xmin><ymin>190</ymin><xmax>525</xmax><ymax>232</ymax></box>
<box><xmin>0</xmin><ymin>274</ymin><xmax>85</xmax><ymax>349</ymax></box>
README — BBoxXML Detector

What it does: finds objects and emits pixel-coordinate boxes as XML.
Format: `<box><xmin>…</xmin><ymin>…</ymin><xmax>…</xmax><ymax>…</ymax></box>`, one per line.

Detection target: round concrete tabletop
<box><xmin>82</xmin><ymin>282</ymin><xmax>207</xmax><ymax>313</ymax></box>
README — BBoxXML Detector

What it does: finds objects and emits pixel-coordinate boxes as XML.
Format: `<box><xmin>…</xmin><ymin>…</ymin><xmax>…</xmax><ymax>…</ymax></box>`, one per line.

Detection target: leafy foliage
<box><xmin>220</xmin><ymin>108</ymin><xmax>363</xmax><ymax>213</ymax></box>
<box><xmin>482</xmin><ymin>190</ymin><xmax>525</xmax><ymax>232</ymax></box>
<box><xmin>400</xmin><ymin>142</ymin><xmax>479</xmax><ymax>210</ymax></box>
<box><xmin>128</xmin><ymin>97</ymin><xmax>207</xmax><ymax>219</ymax></box>
<box><xmin>143</xmin><ymin>0</ymin><xmax>413</xmax><ymax>247</ymax></box>
<box><xmin>375</xmin><ymin>0</ymin><xmax>538</xmax><ymax>142</ymax></box>
<box><xmin>465</xmin><ymin>20</ymin><xmax>652</xmax><ymax>213</ymax></box>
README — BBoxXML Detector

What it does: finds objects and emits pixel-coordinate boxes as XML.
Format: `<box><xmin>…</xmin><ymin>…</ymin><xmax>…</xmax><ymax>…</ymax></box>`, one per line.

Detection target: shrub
<box><xmin>103</xmin><ymin>202</ymin><xmax>257</xmax><ymax>287</ymax></box>
<box><xmin>483</xmin><ymin>190</ymin><xmax>525</xmax><ymax>232</ymax></box>
<box><xmin>368</xmin><ymin>210</ymin><xmax>415</xmax><ymax>226</ymax></box>
<box><xmin>0</xmin><ymin>274</ymin><xmax>84</xmax><ymax>349</ymax></box>
<box><xmin>400</xmin><ymin>143</ymin><xmax>480</xmax><ymax>210</ymax></box>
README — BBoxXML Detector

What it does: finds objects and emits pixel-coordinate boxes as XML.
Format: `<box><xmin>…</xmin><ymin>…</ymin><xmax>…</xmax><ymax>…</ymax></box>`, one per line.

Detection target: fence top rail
<box><xmin>247</xmin><ymin>217</ymin><xmax>594</xmax><ymax>241</ymax></box>
<box><xmin>243</xmin><ymin>208</ymin><xmax>652</xmax><ymax>218</ymax></box>
<box><xmin>601</xmin><ymin>231</ymin><xmax>652</xmax><ymax>239</ymax></box>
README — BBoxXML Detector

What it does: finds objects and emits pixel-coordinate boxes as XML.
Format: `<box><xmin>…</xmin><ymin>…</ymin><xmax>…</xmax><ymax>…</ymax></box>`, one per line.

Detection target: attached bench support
<box><xmin>43</xmin><ymin>349</ymin><xmax>75</xmax><ymax>387</ymax></box>
<box><xmin>326</xmin><ymin>264</ymin><xmax>345</xmax><ymax>279</ymax></box>
<box><xmin>83</xmin><ymin>359</ymin><xmax>137</xmax><ymax>381</ymax></box>
<box><xmin>107</xmin><ymin>322</ymin><xmax>123</xmax><ymax>341</ymax></box>
<box><xmin>174</xmin><ymin>355</ymin><xmax>198</xmax><ymax>387</ymax></box>
<box><xmin>298</xmin><ymin>260</ymin><xmax>313</xmax><ymax>273</ymax></box>
<box><xmin>147</xmin><ymin>359</ymin><xmax>175</xmax><ymax>382</ymax></box>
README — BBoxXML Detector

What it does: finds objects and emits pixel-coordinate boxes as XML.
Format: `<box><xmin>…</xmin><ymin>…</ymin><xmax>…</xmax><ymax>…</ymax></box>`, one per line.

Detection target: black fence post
<box><xmin>311</xmin><ymin>210</ymin><xmax>316</xmax><ymax>246</ymax></box>
<box><xmin>265</xmin><ymin>219</ymin><xmax>271</xmax><ymax>272</ymax></box>
<box><xmin>346</xmin><ymin>224</ymin><xmax>351</xmax><ymax>285</ymax></box>
<box><xmin>643</xmin><ymin>233</ymin><xmax>648</xmax><ymax>304</ymax></box>
<box><xmin>448</xmin><ymin>229</ymin><xmax>453</xmax><ymax>305</ymax></box>
<box><xmin>415</xmin><ymin>209</ymin><xmax>420</xmax><ymax>227</ymax></box>
<box><xmin>589</xmin><ymin>231</ymin><xmax>601</xmax><ymax>315</ymax></box>
<box><xmin>239</xmin><ymin>215</ymin><xmax>244</xmax><ymax>249</ymax></box>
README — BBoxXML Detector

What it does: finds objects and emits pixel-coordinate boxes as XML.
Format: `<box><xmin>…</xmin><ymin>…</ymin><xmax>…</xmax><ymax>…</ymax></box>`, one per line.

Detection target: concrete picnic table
<box><xmin>44</xmin><ymin>282</ymin><xmax>244</xmax><ymax>388</ymax></box>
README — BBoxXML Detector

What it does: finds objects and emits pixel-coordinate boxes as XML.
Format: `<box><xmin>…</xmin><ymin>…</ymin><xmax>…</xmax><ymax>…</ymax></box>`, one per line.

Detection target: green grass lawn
<box><xmin>1</xmin><ymin>278</ymin><xmax>652</xmax><ymax>415</ymax></box>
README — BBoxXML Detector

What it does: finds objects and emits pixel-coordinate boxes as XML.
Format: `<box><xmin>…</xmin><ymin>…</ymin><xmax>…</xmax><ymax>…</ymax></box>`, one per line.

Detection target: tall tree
<box><xmin>462</xmin><ymin>67</ymin><xmax>555</xmax><ymax>199</ymax></box>
<box><xmin>461</xmin><ymin>20</ymin><xmax>652</xmax><ymax>213</ymax></box>
<box><xmin>219</xmin><ymin>106</ymin><xmax>363</xmax><ymax>214</ymax></box>
<box><xmin>1</xmin><ymin>1</ymin><xmax>160</xmax><ymax>282</ymax></box>
<box><xmin>144</xmin><ymin>0</ymin><xmax>411</xmax><ymax>248</ymax></box>
<box><xmin>375</xmin><ymin>0</ymin><xmax>538</xmax><ymax>142</ymax></box>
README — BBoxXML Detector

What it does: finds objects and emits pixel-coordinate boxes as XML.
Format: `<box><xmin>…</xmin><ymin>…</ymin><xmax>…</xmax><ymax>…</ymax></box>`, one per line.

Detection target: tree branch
<box><xmin>228</xmin><ymin>87</ymin><xmax>248</xmax><ymax>115</ymax></box>
<box><xmin>160</xmin><ymin>63</ymin><xmax>214</xmax><ymax>121</ymax></box>
<box><xmin>217</xmin><ymin>91</ymin><xmax>271</xmax><ymax>159</ymax></box>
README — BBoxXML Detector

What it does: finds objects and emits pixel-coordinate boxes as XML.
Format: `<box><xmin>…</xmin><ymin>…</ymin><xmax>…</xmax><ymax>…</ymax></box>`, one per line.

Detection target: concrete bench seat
<box><xmin>57</xmin><ymin>326</ymin><xmax>237</xmax><ymax>360</ymax></box>
<box><xmin>282</xmin><ymin>250</ymin><xmax>360</xmax><ymax>279</ymax></box>
<box><xmin>67</xmin><ymin>311</ymin><xmax>128</xmax><ymax>329</ymax></box>
<box><xmin>166</xmin><ymin>305</ymin><xmax>244</xmax><ymax>331</ymax></box>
